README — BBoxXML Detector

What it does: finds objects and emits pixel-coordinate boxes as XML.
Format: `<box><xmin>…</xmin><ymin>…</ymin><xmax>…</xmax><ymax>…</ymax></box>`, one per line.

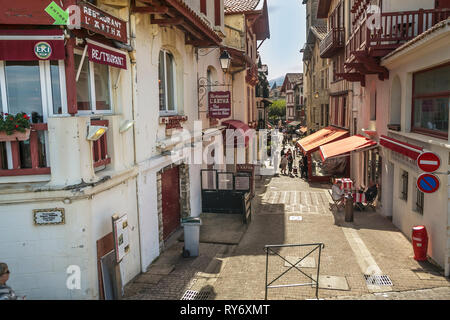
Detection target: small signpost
<box><xmin>416</xmin><ymin>151</ymin><xmax>441</xmax><ymax>194</ymax></box>
<box><xmin>417</xmin><ymin>152</ymin><xmax>441</xmax><ymax>173</ymax></box>
<box><xmin>417</xmin><ymin>173</ymin><xmax>440</xmax><ymax>194</ymax></box>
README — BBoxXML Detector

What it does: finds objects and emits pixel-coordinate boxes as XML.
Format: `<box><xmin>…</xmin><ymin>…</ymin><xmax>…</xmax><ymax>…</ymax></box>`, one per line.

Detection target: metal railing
<box><xmin>320</xmin><ymin>27</ymin><xmax>345</xmax><ymax>58</ymax></box>
<box><xmin>264</xmin><ymin>243</ymin><xmax>325</xmax><ymax>300</ymax></box>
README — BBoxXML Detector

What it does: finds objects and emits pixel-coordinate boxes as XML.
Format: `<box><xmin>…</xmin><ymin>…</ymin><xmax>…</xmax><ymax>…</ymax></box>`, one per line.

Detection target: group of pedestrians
<box><xmin>280</xmin><ymin>148</ymin><xmax>294</xmax><ymax>176</ymax></box>
<box><xmin>279</xmin><ymin>130</ymin><xmax>310</xmax><ymax>180</ymax></box>
<box><xmin>279</xmin><ymin>145</ymin><xmax>308</xmax><ymax>180</ymax></box>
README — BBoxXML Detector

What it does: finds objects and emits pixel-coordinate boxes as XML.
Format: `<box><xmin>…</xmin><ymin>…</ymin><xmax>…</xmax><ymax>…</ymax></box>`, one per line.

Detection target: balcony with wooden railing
<box><xmin>0</xmin><ymin>124</ymin><xmax>50</xmax><ymax>176</ymax></box>
<box><xmin>320</xmin><ymin>27</ymin><xmax>345</xmax><ymax>58</ymax></box>
<box><xmin>341</xmin><ymin>8</ymin><xmax>450</xmax><ymax>85</ymax></box>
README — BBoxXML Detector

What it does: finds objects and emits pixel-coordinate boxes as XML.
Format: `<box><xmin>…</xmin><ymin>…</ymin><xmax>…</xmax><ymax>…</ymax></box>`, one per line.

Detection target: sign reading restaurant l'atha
<box><xmin>209</xmin><ymin>91</ymin><xmax>231</xmax><ymax>119</ymax></box>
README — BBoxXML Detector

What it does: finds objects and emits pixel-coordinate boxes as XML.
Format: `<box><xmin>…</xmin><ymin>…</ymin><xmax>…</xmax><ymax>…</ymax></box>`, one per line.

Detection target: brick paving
<box><xmin>123</xmin><ymin>157</ymin><xmax>450</xmax><ymax>300</ymax></box>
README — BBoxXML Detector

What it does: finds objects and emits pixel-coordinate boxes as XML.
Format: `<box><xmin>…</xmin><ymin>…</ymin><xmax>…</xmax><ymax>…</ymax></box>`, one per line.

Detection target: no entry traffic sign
<box><xmin>417</xmin><ymin>173</ymin><xmax>440</xmax><ymax>194</ymax></box>
<box><xmin>417</xmin><ymin>152</ymin><xmax>441</xmax><ymax>173</ymax></box>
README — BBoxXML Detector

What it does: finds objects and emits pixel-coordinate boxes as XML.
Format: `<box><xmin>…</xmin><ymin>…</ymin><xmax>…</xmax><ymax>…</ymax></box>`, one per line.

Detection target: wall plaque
<box><xmin>33</xmin><ymin>208</ymin><xmax>65</xmax><ymax>225</ymax></box>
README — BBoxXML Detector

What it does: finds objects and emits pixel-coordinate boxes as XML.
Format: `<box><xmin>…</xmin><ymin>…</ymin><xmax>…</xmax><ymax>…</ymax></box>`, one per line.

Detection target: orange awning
<box><xmin>297</xmin><ymin>126</ymin><xmax>348</xmax><ymax>154</ymax></box>
<box><xmin>299</xmin><ymin>127</ymin><xmax>307</xmax><ymax>133</ymax></box>
<box><xmin>319</xmin><ymin>135</ymin><xmax>378</xmax><ymax>161</ymax></box>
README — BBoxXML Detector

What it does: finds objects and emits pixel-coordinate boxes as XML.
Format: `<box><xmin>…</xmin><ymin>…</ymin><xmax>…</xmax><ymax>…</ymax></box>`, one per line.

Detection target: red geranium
<box><xmin>0</xmin><ymin>112</ymin><xmax>31</xmax><ymax>135</ymax></box>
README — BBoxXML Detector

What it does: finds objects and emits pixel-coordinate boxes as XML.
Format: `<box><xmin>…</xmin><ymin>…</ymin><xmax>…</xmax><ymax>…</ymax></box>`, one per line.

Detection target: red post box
<box><xmin>412</xmin><ymin>226</ymin><xmax>428</xmax><ymax>261</ymax></box>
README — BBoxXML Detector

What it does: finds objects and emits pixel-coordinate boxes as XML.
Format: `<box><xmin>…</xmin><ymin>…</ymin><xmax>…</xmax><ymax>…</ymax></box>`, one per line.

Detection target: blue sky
<box><xmin>258</xmin><ymin>0</ymin><xmax>306</xmax><ymax>81</ymax></box>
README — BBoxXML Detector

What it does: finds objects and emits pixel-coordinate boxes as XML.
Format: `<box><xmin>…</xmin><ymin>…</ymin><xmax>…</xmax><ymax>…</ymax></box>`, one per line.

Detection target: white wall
<box><xmin>381</xmin><ymin>24</ymin><xmax>450</xmax><ymax>274</ymax></box>
<box><xmin>0</xmin><ymin>180</ymin><xmax>140</xmax><ymax>300</ymax></box>
<box><xmin>381</xmin><ymin>0</ymin><xmax>434</xmax><ymax>12</ymax></box>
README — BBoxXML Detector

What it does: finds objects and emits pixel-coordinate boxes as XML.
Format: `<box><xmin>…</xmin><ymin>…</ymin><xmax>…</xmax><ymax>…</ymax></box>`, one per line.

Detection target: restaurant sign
<box><xmin>80</xmin><ymin>2</ymin><xmax>128</xmax><ymax>43</ymax></box>
<box><xmin>88</xmin><ymin>41</ymin><xmax>127</xmax><ymax>69</ymax></box>
<box><xmin>209</xmin><ymin>91</ymin><xmax>231</xmax><ymax>119</ymax></box>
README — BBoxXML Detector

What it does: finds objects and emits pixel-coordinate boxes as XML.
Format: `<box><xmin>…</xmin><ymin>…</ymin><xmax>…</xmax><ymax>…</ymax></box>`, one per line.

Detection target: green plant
<box><xmin>0</xmin><ymin>112</ymin><xmax>31</xmax><ymax>135</ymax></box>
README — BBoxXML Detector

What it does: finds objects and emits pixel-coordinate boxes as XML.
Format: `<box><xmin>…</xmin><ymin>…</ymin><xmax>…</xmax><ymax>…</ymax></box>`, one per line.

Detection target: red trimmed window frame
<box><xmin>214</xmin><ymin>0</ymin><xmax>221</xmax><ymax>26</ymax></box>
<box><xmin>91</xmin><ymin>120</ymin><xmax>111</xmax><ymax>169</ymax></box>
<box><xmin>411</xmin><ymin>62</ymin><xmax>450</xmax><ymax>140</ymax></box>
<box><xmin>200</xmin><ymin>0</ymin><xmax>207</xmax><ymax>15</ymax></box>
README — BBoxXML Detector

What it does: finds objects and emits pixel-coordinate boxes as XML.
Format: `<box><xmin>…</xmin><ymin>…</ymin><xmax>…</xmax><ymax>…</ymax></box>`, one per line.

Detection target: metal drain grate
<box><xmin>364</xmin><ymin>275</ymin><xmax>393</xmax><ymax>286</ymax></box>
<box><xmin>181</xmin><ymin>290</ymin><xmax>211</xmax><ymax>300</ymax></box>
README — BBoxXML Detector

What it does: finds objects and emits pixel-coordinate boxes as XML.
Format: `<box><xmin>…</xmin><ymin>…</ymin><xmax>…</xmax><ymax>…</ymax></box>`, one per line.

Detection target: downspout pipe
<box><xmin>128</xmin><ymin>12</ymin><xmax>144</xmax><ymax>273</ymax></box>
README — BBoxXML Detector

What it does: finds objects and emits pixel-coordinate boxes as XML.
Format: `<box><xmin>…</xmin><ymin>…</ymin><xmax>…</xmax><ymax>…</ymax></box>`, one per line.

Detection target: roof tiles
<box><xmin>224</xmin><ymin>0</ymin><xmax>260</xmax><ymax>14</ymax></box>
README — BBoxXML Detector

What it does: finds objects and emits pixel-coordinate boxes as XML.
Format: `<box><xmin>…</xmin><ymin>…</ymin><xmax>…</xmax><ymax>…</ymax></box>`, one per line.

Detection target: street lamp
<box><xmin>314</xmin><ymin>92</ymin><xmax>319</xmax><ymax>99</ymax></box>
<box><xmin>219</xmin><ymin>50</ymin><xmax>232</xmax><ymax>73</ymax></box>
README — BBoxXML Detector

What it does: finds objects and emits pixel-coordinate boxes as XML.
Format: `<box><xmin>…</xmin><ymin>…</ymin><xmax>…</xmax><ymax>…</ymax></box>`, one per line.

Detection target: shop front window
<box><xmin>0</xmin><ymin>59</ymin><xmax>66</xmax><ymax>173</ymax></box>
<box><xmin>75</xmin><ymin>54</ymin><xmax>91</xmax><ymax>111</ymax></box>
<box><xmin>412</xmin><ymin>64</ymin><xmax>450</xmax><ymax>138</ymax></box>
<box><xmin>1</xmin><ymin>60</ymin><xmax>66</xmax><ymax>119</ymax></box>
<box><xmin>4</xmin><ymin>61</ymin><xmax>43</xmax><ymax>122</ymax></box>
<box><xmin>94</xmin><ymin>63</ymin><xmax>111</xmax><ymax>111</ymax></box>
<box><xmin>50</xmin><ymin>61</ymin><xmax>64</xmax><ymax>115</ymax></box>
<box><xmin>75</xmin><ymin>52</ymin><xmax>112</xmax><ymax>113</ymax></box>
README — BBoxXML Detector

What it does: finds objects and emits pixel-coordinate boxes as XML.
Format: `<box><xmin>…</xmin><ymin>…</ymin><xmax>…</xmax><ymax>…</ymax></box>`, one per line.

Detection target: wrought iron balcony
<box><xmin>320</xmin><ymin>27</ymin><xmax>345</xmax><ymax>58</ymax></box>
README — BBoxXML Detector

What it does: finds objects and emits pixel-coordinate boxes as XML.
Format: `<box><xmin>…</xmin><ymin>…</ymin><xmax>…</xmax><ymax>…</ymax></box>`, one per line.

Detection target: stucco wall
<box><xmin>0</xmin><ymin>180</ymin><xmax>140</xmax><ymax>300</ymax></box>
<box><xmin>381</xmin><ymin>0</ymin><xmax>434</xmax><ymax>12</ymax></box>
<box><xmin>380</xmin><ymin>25</ymin><xmax>450</xmax><ymax>275</ymax></box>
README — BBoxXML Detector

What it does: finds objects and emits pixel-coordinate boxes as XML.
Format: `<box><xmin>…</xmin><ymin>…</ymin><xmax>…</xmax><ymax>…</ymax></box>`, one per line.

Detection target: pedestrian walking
<box><xmin>299</xmin><ymin>156</ymin><xmax>304</xmax><ymax>178</ymax></box>
<box><xmin>0</xmin><ymin>263</ymin><xmax>23</xmax><ymax>300</ymax></box>
<box><xmin>301</xmin><ymin>155</ymin><xmax>308</xmax><ymax>179</ymax></box>
<box><xmin>280</xmin><ymin>154</ymin><xmax>288</xmax><ymax>175</ymax></box>
<box><xmin>287</xmin><ymin>151</ymin><xmax>294</xmax><ymax>175</ymax></box>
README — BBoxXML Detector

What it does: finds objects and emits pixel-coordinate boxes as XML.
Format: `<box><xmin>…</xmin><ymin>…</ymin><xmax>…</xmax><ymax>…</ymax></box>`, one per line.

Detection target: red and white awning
<box><xmin>320</xmin><ymin>135</ymin><xmax>378</xmax><ymax>161</ymax></box>
<box><xmin>0</xmin><ymin>29</ymin><xmax>65</xmax><ymax>61</ymax></box>
<box><xmin>380</xmin><ymin>135</ymin><xmax>423</xmax><ymax>160</ymax></box>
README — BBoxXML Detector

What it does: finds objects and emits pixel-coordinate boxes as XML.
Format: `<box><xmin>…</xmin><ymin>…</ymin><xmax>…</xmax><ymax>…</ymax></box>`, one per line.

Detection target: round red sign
<box><xmin>417</xmin><ymin>152</ymin><xmax>441</xmax><ymax>173</ymax></box>
<box><xmin>417</xmin><ymin>173</ymin><xmax>440</xmax><ymax>194</ymax></box>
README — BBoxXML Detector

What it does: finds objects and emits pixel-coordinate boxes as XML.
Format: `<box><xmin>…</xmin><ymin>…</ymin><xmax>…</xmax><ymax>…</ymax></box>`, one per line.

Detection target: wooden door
<box><xmin>96</xmin><ymin>232</ymin><xmax>114</xmax><ymax>300</ymax></box>
<box><xmin>161</xmin><ymin>166</ymin><xmax>181</xmax><ymax>240</ymax></box>
<box><xmin>436</xmin><ymin>0</ymin><xmax>450</xmax><ymax>8</ymax></box>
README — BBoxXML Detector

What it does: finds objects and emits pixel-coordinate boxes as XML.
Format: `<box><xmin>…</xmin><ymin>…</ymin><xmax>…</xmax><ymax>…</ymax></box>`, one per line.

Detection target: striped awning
<box><xmin>320</xmin><ymin>135</ymin><xmax>377</xmax><ymax>161</ymax></box>
<box><xmin>380</xmin><ymin>135</ymin><xmax>423</xmax><ymax>160</ymax></box>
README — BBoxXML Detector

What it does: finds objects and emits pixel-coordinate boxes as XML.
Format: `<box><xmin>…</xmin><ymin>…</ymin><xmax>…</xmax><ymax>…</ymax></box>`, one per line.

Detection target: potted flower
<box><xmin>0</xmin><ymin>112</ymin><xmax>31</xmax><ymax>141</ymax></box>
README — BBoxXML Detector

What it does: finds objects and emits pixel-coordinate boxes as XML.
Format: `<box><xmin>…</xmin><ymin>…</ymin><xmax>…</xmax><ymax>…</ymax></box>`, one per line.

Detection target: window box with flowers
<box><xmin>0</xmin><ymin>113</ymin><xmax>31</xmax><ymax>142</ymax></box>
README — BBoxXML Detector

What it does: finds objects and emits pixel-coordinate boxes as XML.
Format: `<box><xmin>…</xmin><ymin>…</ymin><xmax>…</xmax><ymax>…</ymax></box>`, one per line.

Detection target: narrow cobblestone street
<box><xmin>124</xmin><ymin>152</ymin><xmax>450</xmax><ymax>300</ymax></box>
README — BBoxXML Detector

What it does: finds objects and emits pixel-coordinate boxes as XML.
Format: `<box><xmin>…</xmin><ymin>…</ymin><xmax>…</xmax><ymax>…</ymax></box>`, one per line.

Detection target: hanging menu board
<box><xmin>112</xmin><ymin>214</ymin><xmax>130</xmax><ymax>263</ymax></box>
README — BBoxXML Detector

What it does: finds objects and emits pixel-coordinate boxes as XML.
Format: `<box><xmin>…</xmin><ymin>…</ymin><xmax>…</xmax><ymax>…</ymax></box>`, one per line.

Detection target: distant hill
<box><xmin>269</xmin><ymin>76</ymin><xmax>285</xmax><ymax>88</ymax></box>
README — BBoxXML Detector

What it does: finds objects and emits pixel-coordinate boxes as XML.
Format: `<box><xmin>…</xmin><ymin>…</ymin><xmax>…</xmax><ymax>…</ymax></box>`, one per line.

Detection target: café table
<box><xmin>335</xmin><ymin>178</ymin><xmax>353</xmax><ymax>191</ymax></box>
<box><xmin>352</xmin><ymin>192</ymin><xmax>366</xmax><ymax>204</ymax></box>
